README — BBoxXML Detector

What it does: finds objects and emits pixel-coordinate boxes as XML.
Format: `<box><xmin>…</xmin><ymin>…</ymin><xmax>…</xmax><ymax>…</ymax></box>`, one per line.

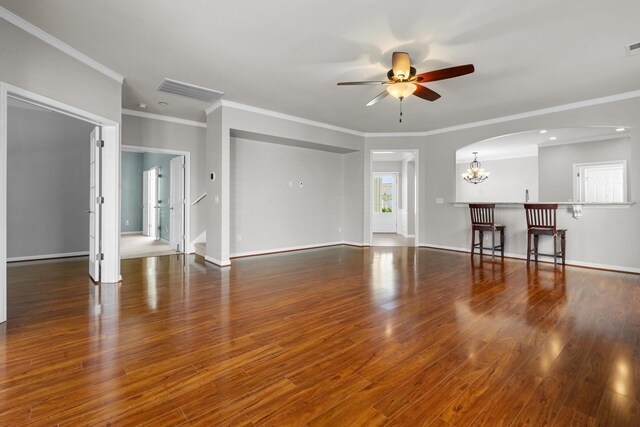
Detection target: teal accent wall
<box><xmin>121</xmin><ymin>152</ymin><xmax>143</xmax><ymax>232</ymax></box>
<box><xmin>142</xmin><ymin>152</ymin><xmax>179</xmax><ymax>241</ymax></box>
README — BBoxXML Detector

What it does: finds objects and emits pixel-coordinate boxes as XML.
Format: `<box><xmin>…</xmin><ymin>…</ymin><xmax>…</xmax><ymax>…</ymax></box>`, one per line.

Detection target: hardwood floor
<box><xmin>2</xmin><ymin>247</ymin><xmax>639</xmax><ymax>426</ymax></box>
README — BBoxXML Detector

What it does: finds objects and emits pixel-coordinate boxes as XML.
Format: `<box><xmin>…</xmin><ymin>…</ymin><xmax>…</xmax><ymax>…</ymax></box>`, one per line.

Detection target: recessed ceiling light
<box><xmin>158</xmin><ymin>101</ymin><xmax>169</xmax><ymax>106</ymax></box>
<box><xmin>373</xmin><ymin>151</ymin><xmax>394</xmax><ymax>154</ymax></box>
<box><xmin>616</xmin><ymin>127</ymin><xmax>626</xmax><ymax>132</ymax></box>
<box><xmin>549</xmin><ymin>136</ymin><xmax>557</xmax><ymax>141</ymax></box>
<box><xmin>137</xmin><ymin>103</ymin><xmax>147</xmax><ymax>109</ymax></box>
<box><xmin>539</xmin><ymin>130</ymin><xmax>547</xmax><ymax>134</ymax></box>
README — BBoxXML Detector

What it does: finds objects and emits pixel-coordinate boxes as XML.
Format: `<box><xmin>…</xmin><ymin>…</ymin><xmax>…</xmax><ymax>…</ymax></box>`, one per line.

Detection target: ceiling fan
<box><xmin>337</xmin><ymin>52</ymin><xmax>474</xmax><ymax>122</ymax></box>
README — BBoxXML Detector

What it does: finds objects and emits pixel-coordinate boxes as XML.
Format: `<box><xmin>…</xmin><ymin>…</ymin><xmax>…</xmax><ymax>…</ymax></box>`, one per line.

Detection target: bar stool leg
<box><xmin>534</xmin><ymin>235</ymin><xmax>539</xmax><ymax>262</ymax></box>
<box><xmin>492</xmin><ymin>229</ymin><xmax>495</xmax><ymax>260</ymax></box>
<box><xmin>471</xmin><ymin>229</ymin><xmax>475</xmax><ymax>256</ymax></box>
<box><xmin>479</xmin><ymin>231</ymin><xmax>484</xmax><ymax>256</ymax></box>
<box><xmin>526</xmin><ymin>232</ymin><xmax>531</xmax><ymax>264</ymax></box>
<box><xmin>500</xmin><ymin>229</ymin><xmax>505</xmax><ymax>259</ymax></box>
<box><xmin>561</xmin><ymin>233</ymin><xmax>566</xmax><ymax>265</ymax></box>
<box><xmin>553</xmin><ymin>234</ymin><xmax>557</xmax><ymax>266</ymax></box>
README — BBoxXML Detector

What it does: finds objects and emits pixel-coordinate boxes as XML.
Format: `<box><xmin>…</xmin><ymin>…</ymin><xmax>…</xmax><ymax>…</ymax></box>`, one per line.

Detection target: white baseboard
<box><xmin>343</xmin><ymin>241</ymin><xmax>368</xmax><ymax>247</ymax></box>
<box><xmin>419</xmin><ymin>243</ymin><xmax>640</xmax><ymax>274</ymax></box>
<box><xmin>7</xmin><ymin>251</ymin><xmax>89</xmax><ymax>262</ymax></box>
<box><xmin>204</xmin><ymin>255</ymin><xmax>231</xmax><ymax>267</ymax></box>
<box><xmin>231</xmin><ymin>241</ymin><xmax>344</xmax><ymax>258</ymax></box>
<box><xmin>121</xmin><ymin>231</ymin><xmax>142</xmax><ymax>235</ymax></box>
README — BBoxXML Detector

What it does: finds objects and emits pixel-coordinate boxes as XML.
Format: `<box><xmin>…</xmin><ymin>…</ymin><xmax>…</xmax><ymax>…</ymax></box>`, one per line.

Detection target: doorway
<box><xmin>120</xmin><ymin>145</ymin><xmax>189</xmax><ymax>260</ymax></box>
<box><xmin>370</xmin><ymin>150</ymin><xmax>418</xmax><ymax>247</ymax></box>
<box><xmin>0</xmin><ymin>83</ymin><xmax>121</xmax><ymax>323</ymax></box>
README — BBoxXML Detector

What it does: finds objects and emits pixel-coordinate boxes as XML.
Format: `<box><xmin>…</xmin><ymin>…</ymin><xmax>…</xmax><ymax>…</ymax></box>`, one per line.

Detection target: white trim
<box><xmin>368</xmin><ymin>149</ymin><xmax>420</xmax><ymax>248</ymax></box>
<box><xmin>202</xmin><ymin>89</ymin><xmax>640</xmax><ymax>140</ymax></box>
<box><xmin>122</xmin><ymin>109</ymin><xmax>206</xmax><ymax>128</ymax></box>
<box><xmin>120</xmin><ymin>231</ymin><xmax>142</xmax><ymax>235</ymax></box>
<box><xmin>0</xmin><ymin>6</ymin><xmax>124</xmax><ymax>83</ymax></box>
<box><xmin>121</xmin><ymin>144</ymin><xmax>191</xmax><ymax>255</ymax></box>
<box><xmin>420</xmin><ymin>243</ymin><xmax>640</xmax><ymax>274</ymax></box>
<box><xmin>343</xmin><ymin>241</ymin><xmax>368</xmax><ymax>247</ymax></box>
<box><xmin>7</xmin><ymin>251</ymin><xmax>89</xmax><ymax>262</ymax></box>
<box><xmin>365</xmin><ymin>90</ymin><xmax>640</xmax><ymax>137</ymax></box>
<box><xmin>204</xmin><ymin>99</ymin><xmax>224</xmax><ymax>115</ymax></box>
<box><xmin>205</xmin><ymin>100</ymin><xmax>365</xmax><ymax>136</ymax></box>
<box><xmin>204</xmin><ymin>255</ymin><xmax>231</xmax><ymax>267</ymax></box>
<box><xmin>1</xmin><ymin>83</ymin><xmax>121</xmax><ymax>324</ymax></box>
<box><xmin>230</xmin><ymin>241</ymin><xmax>344</xmax><ymax>258</ymax></box>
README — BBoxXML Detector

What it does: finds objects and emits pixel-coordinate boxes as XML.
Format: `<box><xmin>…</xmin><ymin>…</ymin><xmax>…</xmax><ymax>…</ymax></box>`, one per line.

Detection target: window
<box><xmin>373</xmin><ymin>175</ymin><xmax>394</xmax><ymax>213</ymax></box>
<box><xmin>574</xmin><ymin>161</ymin><xmax>627</xmax><ymax>203</ymax></box>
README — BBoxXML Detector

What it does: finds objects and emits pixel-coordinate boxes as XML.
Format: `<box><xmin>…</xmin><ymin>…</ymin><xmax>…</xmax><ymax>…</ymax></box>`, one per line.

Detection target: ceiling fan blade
<box><xmin>413</xmin><ymin>84</ymin><xmax>441</xmax><ymax>101</ymax></box>
<box><xmin>366</xmin><ymin>90</ymin><xmax>389</xmax><ymax>106</ymax></box>
<box><xmin>415</xmin><ymin>64</ymin><xmax>475</xmax><ymax>83</ymax></box>
<box><xmin>391</xmin><ymin>52</ymin><xmax>411</xmax><ymax>79</ymax></box>
<box><xmin>337</xmin><ymin>81</ymin><xmax>387</xmax><ymax>86</ymax></box>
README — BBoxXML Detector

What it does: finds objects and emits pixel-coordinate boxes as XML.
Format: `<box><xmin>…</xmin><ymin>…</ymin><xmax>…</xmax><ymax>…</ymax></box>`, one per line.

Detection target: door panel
<box><xmin>142</xmin><ymin>170</ymin><xmax>149</xmax><ymax>236</ymax></box>
<box><xmin>372</xmin><ymin>173</ymin><xmax>397</xmax><ymax>233</ymax></box>
<box><xmin>89</xmin><ymin>127</ymin><xmax>101</xmax><ymax>282</ymax></box>
<box><xmin>169</xmin><ymin>156</ymin><xmax>185</xmax><ymax>252</ymax></box>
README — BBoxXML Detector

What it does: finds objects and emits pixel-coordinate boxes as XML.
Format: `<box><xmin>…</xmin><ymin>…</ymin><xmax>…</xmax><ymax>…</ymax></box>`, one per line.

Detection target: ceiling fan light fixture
<box><xmin>391</xmin><ymin>52</ymin><xmax>411</xmax><ymax>80</ymax></box>
<box><xmin>387</xmin><ymin>82</ymin><xmax>416</xmax><ymax>99</ymax></box>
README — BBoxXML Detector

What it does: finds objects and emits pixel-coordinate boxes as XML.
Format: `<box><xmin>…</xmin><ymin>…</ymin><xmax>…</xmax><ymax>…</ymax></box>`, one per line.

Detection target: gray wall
<box><xmin>456</xmin><ymin>156</ymin><xmax>539</xmax><ymax>203</ymax></box>
<box><xmin>7</xmin><ymin>103</ymin><xmax>95</xmax><ymax>258</ymax></box>
<box><xmin>230</xmin><ymin>137</ymin><xmax>344</xmax><ymax>254</ymax></box>
<box><xmin>121</xmin><ymin>114</ymin><xmax>206</xmax><ymax>248</ymax></box>
<box><xmin>121</xmin><ymin>151</ymin><xmax>143</xmax><ymax>232</ymax></box>
<box><xmin>539</xmin><ymin>137</ymin><xmax>631</xmax><ymax>201</ymax></box>
<box><xmin>416</xmin><ymin>96</ymin><xmax>640</xmax><ymax>271</ymax></box>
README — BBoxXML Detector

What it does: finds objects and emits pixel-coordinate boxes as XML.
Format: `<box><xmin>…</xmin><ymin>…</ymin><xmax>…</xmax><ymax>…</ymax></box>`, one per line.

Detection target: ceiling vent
<box><xmin>157</xmin><ymin>78</ymin><xmax>224</xmax><ymax>102</ymax></box>
<box><xmin>625</xmin><ymin>41</ymin><xmax>640</xmax><ymax>56</ymax></box>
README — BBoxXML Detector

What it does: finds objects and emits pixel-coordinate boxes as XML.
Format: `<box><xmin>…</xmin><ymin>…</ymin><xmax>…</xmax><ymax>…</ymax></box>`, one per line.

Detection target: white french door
<box><xmin>142</xmin><ymin>168</ymin><xmax>158</xmax><ymax>238</ymax></box>
<box><xmin>169</xmin><ymin>156</ymin><xmax>185</xmax><ymax>252</ymax></box>
<box><xmin>88</xmin><ymin>127</ymin><xmax>102</xmax><ymax>282</ymax></box>
<box><xmin>372</xmin><ymin>173</ymin><xmax>398</xmax><ymax>233</ymax></box>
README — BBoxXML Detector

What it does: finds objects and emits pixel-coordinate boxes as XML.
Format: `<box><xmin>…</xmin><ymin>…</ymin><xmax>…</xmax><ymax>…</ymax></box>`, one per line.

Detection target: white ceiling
<box><xmin>456</xmin><ymin>126</ymin><xmax>629</xmax><ymax>163</ymax></box>
<box><xmin>3</xmin><ymin>0</ymin><xmax>640</xmax><ymax>132</ymax></box>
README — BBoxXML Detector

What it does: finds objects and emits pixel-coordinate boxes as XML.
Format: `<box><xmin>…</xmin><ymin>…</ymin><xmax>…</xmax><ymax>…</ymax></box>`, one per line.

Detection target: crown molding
<box><xmin>203</xmin><ymin>89</ymin><xmax>640</xmax><ymax>139</ymax></box>
<box><xmin>0</xmin><ymin>6</ymin><xmax>124</xmax><ymax>83</ymax></box>
<box><xmin>205</xmin><ymin>99</ymin><xmax>366</xmax><ymax>137</ymax></box>
<box><xmin>365</xmin><ymin>89</ymin><xmax>640</xmax><ymax>138</ymax></box>
<box><xmin>122</xmin><ymin>109</ymin><xmax>206</xmax><ymax>128</ymax></box>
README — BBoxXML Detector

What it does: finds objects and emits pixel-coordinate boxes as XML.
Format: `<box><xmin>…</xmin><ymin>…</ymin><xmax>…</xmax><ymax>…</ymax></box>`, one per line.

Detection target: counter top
<box><xmin>452</xmin><ymin>202</ymin><xmax>634</xmax><ymax>208</ymax></box>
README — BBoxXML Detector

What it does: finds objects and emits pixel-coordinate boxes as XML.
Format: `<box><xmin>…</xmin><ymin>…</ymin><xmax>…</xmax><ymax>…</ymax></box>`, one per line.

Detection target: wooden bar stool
<box><xmin>469</xmin><ymin>204</ymin><xmax>505</xmax><ymax>259</ymax></box>
<box><xmin>524</xmin><ymin>203</ymin><xmax>566</xmax><ymax>266</ymax></box>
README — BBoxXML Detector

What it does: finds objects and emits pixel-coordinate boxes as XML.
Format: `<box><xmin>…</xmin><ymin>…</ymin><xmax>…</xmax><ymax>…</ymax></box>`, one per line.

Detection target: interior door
<box><xmin>169</xmin><ymin>156</ymin><xmax>185</xmax><ymax>252</ymax></box>
<box><xmin>89</xmin><ymin>127</ymin><xmax>101</xmax><ymax>282</ymax></box>
<box><xmin>146</xmin><ymin>168</ymin><xmax>159</xmax><ymax>239</ymax></box>
<box><xmin>372</xmin><ymin>173</ymin><xmax>397</xmax><ymax>233</ymax></box>
<box><xmin>142</xmin><ymin>170</ymin><xmax>149</xmax><ymax>236</ymax></box>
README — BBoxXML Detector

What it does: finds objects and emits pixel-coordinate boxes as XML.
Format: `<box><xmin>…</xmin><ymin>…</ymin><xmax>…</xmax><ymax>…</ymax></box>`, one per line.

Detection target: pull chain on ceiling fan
<box><xmin>337</xmin><ymin>52</ymin><xmax>475</xmax><ymax>122</ymax></box>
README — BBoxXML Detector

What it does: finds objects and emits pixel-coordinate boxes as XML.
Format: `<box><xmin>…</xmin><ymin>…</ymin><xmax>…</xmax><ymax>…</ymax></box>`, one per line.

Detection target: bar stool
<box><xmin>524</xmin><ymin>203</ymin><xmax>566</xmax><ymax>265</ymax></box>
<box><xmin>469</xmin><ymin>204</ymin><xmax>505</xmax><ymax>259</ymax></box>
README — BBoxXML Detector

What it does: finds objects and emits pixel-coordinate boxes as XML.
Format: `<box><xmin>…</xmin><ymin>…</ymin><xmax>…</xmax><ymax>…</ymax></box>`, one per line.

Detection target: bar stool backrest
<box><xmin>525</xmin><ymin>203</ymin><xmax>558</xmax><ymax>231</ymax></box>
<box><xmin>469</xmin><ymin>203</ymin><xmax>495</xmax><ymax>226</ymax></box>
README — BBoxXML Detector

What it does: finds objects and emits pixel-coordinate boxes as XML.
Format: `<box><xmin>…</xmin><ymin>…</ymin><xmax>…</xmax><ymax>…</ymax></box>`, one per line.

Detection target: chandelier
<box><xmin>462</xmin><ymin>152</ymin><xmax>490</xmax><ymax>184</ymax></box>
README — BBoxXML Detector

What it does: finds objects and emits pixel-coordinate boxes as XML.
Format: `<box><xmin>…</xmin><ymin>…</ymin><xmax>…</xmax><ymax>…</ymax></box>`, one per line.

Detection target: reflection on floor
<box><xmin>3</xmin><ymin>247</ymin><xmax>639</xmax><ymax>425</ymax></box>
<box><xmin>120</xmin><ymin>233</ymin><xmax>178</xmax><ymax>259</ymax></box>
<box><xmin>372</xmin><ymin>232</ymin><xmax>415</xmax><ymax>246</ymax></box>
